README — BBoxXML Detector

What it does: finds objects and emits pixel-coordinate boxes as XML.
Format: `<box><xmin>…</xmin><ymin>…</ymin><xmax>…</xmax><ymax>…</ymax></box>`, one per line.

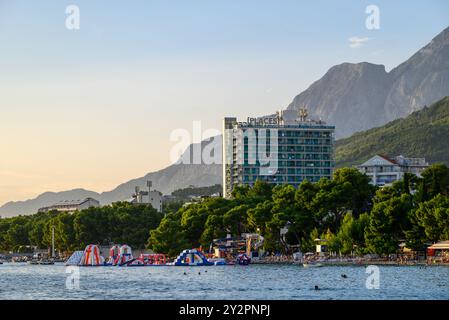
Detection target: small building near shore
<box><xmin>427</xmin><ymin>241</ymin><xmax>449</xmax><ymax>262</ymax></box>
<box><xmin>38</xmin><ymin>198</ymin><xmax>100</xmax><ymax>214</ymax></box>
<box><xmin>399</xmin><ymin>242</ymin><xmax>427</xmax><ymax>260</ymax></box>
<box><xmin>315</xmin><ymin>238</ymin><xmax>328</xmax><ymax>256</ymax></box>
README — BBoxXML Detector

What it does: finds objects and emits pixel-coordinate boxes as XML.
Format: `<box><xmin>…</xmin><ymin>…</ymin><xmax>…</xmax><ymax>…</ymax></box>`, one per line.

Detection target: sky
<box><xmin>0</xmin><ymin>0</ymin><xmax>449</xmax><ymax>205</ymax></box>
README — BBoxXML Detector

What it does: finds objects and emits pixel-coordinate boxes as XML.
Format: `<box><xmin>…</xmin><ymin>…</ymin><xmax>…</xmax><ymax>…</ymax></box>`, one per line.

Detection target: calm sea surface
<box><xmin>0</xmin><ymin>263</ymin><xmax>448</xmax><ymax>300</ymax></box>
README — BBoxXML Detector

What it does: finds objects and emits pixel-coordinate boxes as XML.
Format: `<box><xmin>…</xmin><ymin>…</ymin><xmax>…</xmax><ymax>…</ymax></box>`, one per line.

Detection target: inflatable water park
<box><xmin>66</xmin><ymin>233</ymin><xmax>263</xmax><ymax>267</ymax></box>
<box><xmin>66</xmin><ymin>245</ymin><xmax>251</xmax><ymax>267</ymax></box>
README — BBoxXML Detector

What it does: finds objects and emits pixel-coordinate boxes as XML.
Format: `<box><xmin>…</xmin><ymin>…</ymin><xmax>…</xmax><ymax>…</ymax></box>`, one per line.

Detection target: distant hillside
<box><xmin>171</xmin><ymin>184</ymin><xmax>222</xmax><ymax>200</ymax></box>
<box><xmin>336</xmin><ymin>96</ymin><xmax>449</xmax><ymax>167</ymax></box>
<box><xmin>0</xmin><ymin>189</ymin><xmax>101</xmax><ymax>218</ymax></box>
<box><xmin>0</xmin><ymin>139</ymin><xmax>221</xmax><ymax>217</ymax></box>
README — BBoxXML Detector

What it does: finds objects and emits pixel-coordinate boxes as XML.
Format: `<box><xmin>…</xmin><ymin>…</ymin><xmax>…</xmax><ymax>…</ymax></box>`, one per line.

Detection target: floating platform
<box><xmin>66</xmin><ymin>246</ymin><xmax>236</xmax><ymax>267</ymax></box>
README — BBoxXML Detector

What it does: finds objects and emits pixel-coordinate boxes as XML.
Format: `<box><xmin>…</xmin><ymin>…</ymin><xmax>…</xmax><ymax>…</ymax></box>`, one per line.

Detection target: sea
<box><xmin>0</xmin><ymin>263</ymin><xmax>448</xmax><ymax>300</ymax></box>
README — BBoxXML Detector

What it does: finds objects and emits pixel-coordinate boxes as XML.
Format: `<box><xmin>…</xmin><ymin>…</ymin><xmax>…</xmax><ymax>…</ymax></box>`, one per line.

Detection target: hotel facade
<box><xmin>222</xmin><ymin>109</ymin><xmax>335</xmax><ymax>198</ymax></box>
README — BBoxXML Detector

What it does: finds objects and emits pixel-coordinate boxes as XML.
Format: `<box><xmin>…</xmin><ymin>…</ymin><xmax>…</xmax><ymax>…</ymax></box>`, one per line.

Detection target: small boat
<box><xmin>27</xmin><ymin>260</ymin><xmax>39</xmax><ymax>265</ymax></box>
<box><xmin>170</xmin><ymin>249</ymin><xmax>233</xmax><ymax>266</ymax></box>
<box><xmin>37</xmin><ymin>260</ymin><xmax>55</xmax><ymax>265</ymax></box>
<box><xmin>236</xmin><ymin>253</ymin><xmax>251</xmax><ymax>265</ymax></box>
<box><xmin>302</xmin><ymin>262</ymin><xmax>323</xmax><ymax>268</ymax></box>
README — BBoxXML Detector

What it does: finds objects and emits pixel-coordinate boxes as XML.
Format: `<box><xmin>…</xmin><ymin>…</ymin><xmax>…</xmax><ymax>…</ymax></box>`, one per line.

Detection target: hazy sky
<box><xmin>1</xmin><ymin>0</ymin><xmax>448</xmax><ymax>205</ymax></box>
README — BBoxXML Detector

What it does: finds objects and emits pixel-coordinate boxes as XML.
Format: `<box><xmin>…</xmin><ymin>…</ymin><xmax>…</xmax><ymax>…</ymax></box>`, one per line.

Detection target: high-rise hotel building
<box><xmin>222</xmin><ymin>109</ymin><xmax>335</xmax><ymax>198</ymax></box>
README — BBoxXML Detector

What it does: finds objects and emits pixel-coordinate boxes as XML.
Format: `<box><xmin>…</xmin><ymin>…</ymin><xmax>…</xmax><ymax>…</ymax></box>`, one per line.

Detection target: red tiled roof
<box><xmin>377</xmin><ymin>154</ymin><xmax>398</xmax><ymax>165</ymax></box>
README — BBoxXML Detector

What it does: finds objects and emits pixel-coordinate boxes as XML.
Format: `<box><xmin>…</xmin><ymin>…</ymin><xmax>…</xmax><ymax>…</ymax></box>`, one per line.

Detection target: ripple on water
<box><xmin>1</xmin><ymin>263</ymin><xmax>449</xmax><ymax>299</ymax></box>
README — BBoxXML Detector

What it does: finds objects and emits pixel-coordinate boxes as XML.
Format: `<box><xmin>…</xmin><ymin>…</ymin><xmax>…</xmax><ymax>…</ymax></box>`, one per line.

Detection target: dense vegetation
<box><xmin>161</xmin><ymin>184</ymin><xmax>224</xmax><ymax>219</ymax></box>
<box><xmin>2</xmin><ymin>165</ymin><xmax>449</xmax><ymax>257</ymax></box>
<box><xmin>336</xmin><ymin>96</ymin><xmax>449</xmax><ymax>167</ymax></box>
<box><xmin>171</xmin><ymin>184</ymin><xmax>222</xmax><ymax>199</ymax></box>
<box><xmin>149</xmin><ymin>165</ymin><xmax>449</xmax><ymax>256</ymax></box>
<box><xmin>0</xmin><ymin>202</ymin><xmax>163</xmax><ymax>253</ymax></box>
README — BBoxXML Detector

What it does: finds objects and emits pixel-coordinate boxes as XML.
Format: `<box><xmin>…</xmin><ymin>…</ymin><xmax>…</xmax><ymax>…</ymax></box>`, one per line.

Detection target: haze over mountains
<box><xmin>1</xmin><ymin>26</ymin><xmax>448</xmax><ymax>217</ymax></box>
<box><xmin>0</xmin><ymin>141</ymin><xmax>222</xmax><ymax>217</ymax></box>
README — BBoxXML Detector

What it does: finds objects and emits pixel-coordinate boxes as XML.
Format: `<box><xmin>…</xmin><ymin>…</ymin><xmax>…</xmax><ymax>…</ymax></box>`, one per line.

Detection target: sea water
<box><xmin>0</xmin><ymin>263</ymin><xmax>448</xmax><ymax>300</ymax></box>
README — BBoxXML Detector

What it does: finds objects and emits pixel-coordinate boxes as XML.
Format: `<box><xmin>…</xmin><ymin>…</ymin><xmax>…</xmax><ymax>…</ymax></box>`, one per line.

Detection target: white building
<box><xmin>129</xmin><ymin>186</ymin><xmax>162</xmax><ymax>212</ymax></box>
<box><xmin>222</xmin><ymin>109</ymin><xmax>335</xmax><ymax>197</ymax></box>
<box><xmin>357</xmin><ymin>155</ymin><xmax>429</xmax><ymax>186</ymax></box>
<box><xmin>38</xmin><ymin>197</ymin><xmax>100</xmax><ymax>213</ymax></box>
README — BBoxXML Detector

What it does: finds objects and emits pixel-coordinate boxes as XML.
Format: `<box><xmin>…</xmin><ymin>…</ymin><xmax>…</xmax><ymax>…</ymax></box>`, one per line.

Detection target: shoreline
<box><xmin>2</xmin><ymin>260</ymin><xmax>449</xmax><ymax>267</ymax></box>
<box><xmin>251</xmin><ymin>260</ymin><xmax>449</xmax><ymax>267</ymax></box>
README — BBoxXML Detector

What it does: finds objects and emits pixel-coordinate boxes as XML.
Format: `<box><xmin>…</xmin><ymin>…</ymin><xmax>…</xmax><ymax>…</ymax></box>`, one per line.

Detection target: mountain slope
<box><xmin>99</xmin><ymin>137</ymin><xmax>222</xmax><ymax>204</ymax></box>
<box><xmin>0</xmin><ymin>189</ymin><xmax>101</xmax><ymax>218</ymax></box>
<box><xmin>385</xmin><ymin>26</ymin><xmax>449</xmax><ymax>119</ymax></box>
<box><xmin>335</xmin><ymin>96</ymin><xmax>449</xmax><ymax>168</ymax></box>
<box><xmin>288</xmin><ymin>26</ymin><xmax>449</xmax><ymax>138</ymax></box>
<box><xmin>99</xmin><ymin>163</ymin><xmax>221</xmax><ymax>205</ymax></box>
<box><xmin>0</xmin><ymin>139</ymin><xmax>221</xmax><ymax>217</ymax></box>
<box><xmin>2</xmin><ymin>27</ymin><xmax>449</xmax><ymax>217</ymax></box>
<box><xmin>288</xmin><ymin>62</ymin><xmax>392</xmax><ymax>138</ymax></box>
<box><xmin>3</xmin><ymin>92</ymin><xmax>449</xmax><ymax>216</ymax></box>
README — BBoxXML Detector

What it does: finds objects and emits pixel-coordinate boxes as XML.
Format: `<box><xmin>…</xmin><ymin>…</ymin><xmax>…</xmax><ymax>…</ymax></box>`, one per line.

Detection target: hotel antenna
<box><xmin>276</xmin><ymin>110</ymin><xmax>283</xmax><ymax>125</ymax></box>
<box><xmin>298</xmin><ymin>106</ymin><xmax>308</xmax><ymax>122</ymax></box>
<box><xmin>147</xmin><ymin>180</ymin><xmax>152</xmax><ymax>202</ymax></box>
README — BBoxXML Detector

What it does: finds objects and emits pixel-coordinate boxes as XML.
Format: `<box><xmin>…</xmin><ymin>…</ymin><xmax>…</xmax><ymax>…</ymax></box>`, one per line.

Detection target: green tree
<box><xmin>43</xmin><ymin>213</ymin><xmax>76</xmax><ymax>252</ymax></box>
<box><xmin>201</xmin><ymin>214</ymin><xmax>226</xmax><ymax>247</ymax></box>
<box><xmin>0</xmin><ymin>218</ymin><xmax>12</xmax><ymax>251</ymax></box>
<box><xmin>107</xmin><ymin>203</ymin><xmax>163</xmax><ymax>248</ymax></box>
<box><xmin>4</xmin><ymin>216</ymin><xmax>32</xmax><ymax>251</ymax></box>
<box><xmin>414</xmin><ymin>194</ymin><xmax>449</xmax><ymax>242</ymax></box>
<box><xmin>333</xmin><ymin>168</ymin><xmax>375</xmax><ymax>216</ymax></box>
<box><xmin>231</xmin><ymin>185</ymin><xmax>251</xmax><ymax>199</ymax></box>
<box><xmin>249</xmin><ymin>179</ymin><xmax>273</xmax><ymax>200</ymax></box>
<box><xmin>73</xmin><ymin>207</ymin><xmax>109</xmax><ymax>247</ymax></box>
<box><xmin>223</xmin><ymin>205</ymin><xmax>249</xmax><ymax>236</ymax></box>
<box><xmin>148</xmin><ymin>211</ymin><xmax>188</xmax><ymax>256</ymax></box>
<box><xmin>332</xmin><ymin>212</ymin><xmax>369</xmax><ymax>255</ymax></box>
<box><xmin>416</xmin><ymin>164</ymin><xmax>449</xmax><ymax>201</ymax></box>
<box><xmin>247</xmin><ymin>200</ymin><xmax>273</xmax><ymax>235</ymax></box>
<box><xmin>404</xmin><ymin>209</ymin><xmax>427</xmax><ymax>251</ymax></box>
<box><xmin>364</xmin><ymin>195</ymin><xmax>411</xmax><ymax>255</ymax></box>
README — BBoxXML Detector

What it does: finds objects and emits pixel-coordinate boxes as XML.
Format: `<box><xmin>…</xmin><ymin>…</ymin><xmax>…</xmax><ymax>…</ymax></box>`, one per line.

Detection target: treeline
<box><xmin>2</xmin><ymin>165</ymin><xmax>449</xmax><ymax>257</ymax></box>
<box><xmin>0</xmin><ymin>202</ymin><xmax>163</xmax><ymax>253</ymax></box>
<box><xmin>171</xmin><ymin>184</ymin><xmax>222</xmax><ymax>199</ymax></box>
<box><xmin>148</xmin><ymin>164</ymin><xmax>449</xmax><ymax>256</ymax></box>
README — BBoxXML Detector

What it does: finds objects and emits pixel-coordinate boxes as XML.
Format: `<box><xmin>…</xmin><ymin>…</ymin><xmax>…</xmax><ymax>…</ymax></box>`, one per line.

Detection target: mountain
<box><xmin>0</xmin><ymin>140</ymin><xmax>221</xmax><ymax>217</ymax></box>
<box><xmin>384</xmin><ymin>27</ymin><xmax>449</xmax><ymax>120</ymax></box>
<box><xmin>288</xmin><ymin>26</ymin><xmax>449</xmax><ymax>138</ymax></box>
<box><xmin>99</xmin><ymin>162</ymin><xmax>221</xmax><ymax>205</ymax></box>
<box><xmin>4</xmin><ymin>92</ymin><xmax>449</xmax><ymax>217</ymax></box>
<box><xmin>2</xmin><ymin>27</ymin><xmax>449</xmax><ymax>217</ymax></box>
<box><xmin>335</xmin><ymin>96</ymin><xmax>449</xmax><ymax>168</ymax></box>
<box><xmin>288</xmin><ymin>62</ymin><xmax>392</xmax><ymax>138</ymax></box>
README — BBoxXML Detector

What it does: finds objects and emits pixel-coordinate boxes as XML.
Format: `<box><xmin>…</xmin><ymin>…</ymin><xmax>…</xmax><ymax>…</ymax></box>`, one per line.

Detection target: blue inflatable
<box><xmin>171</xmin><ymin>249</ymin><xmax>216</xmax><ymax>266</ymax></box>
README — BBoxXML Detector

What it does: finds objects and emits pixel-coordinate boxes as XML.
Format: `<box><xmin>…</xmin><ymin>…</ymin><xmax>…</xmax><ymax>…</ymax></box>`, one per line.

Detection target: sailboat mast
<box><xmin>51</xmin><ymin>225</ymin><xmax>55</xmax><ymax>258</ymax></box>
